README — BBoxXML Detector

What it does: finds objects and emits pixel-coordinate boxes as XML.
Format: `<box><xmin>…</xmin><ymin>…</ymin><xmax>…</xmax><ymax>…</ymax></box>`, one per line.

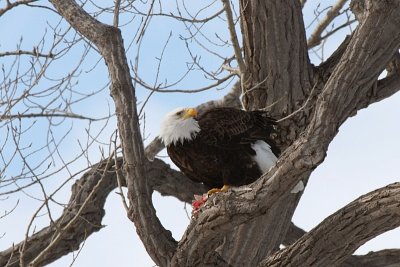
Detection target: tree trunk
<box><xmin>216</xmin><ymin>1</ymin><xmax>314</xmax><ymax>265</ymax></box>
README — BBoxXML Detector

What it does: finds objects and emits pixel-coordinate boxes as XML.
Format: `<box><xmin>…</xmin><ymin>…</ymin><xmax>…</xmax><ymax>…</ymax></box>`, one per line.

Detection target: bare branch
<box><xmin>307</xmin><ymin>0</ymin><xmax>349</xmax><ymax>48</ymax></box>
<box><xmin>113</xmin><ymin>0</ymin><xmax>121</xmax><ymax>27</ymax></box>
<box><xmin>0</xmin><ymin>200</ymin><xmax>19</xmax><ymax>220</ymax></box>
<box><xmin>132</xmin><ymin>6</ymin><xmax>225</xmax><ymax>23</ymax></box>
<box><xmin>48</xmin><ymin>0</ymin><xmax>178</xmax><ymax>265</ymax></box>
<box><xmin>350</xmin><ymin>52</ymin><xmax>400</xmax><ymax>113</ymax></box>
<box><xmin>195</xmin><ymin>80</ymin><xmax>242</xmax><ymax>114</ymax></box>
<box><xmin>0</xmin><ymin>161</ymin><xmax>114</xmax><ymax>267</ymax></box>
<box><xmin>134</xmin><ymin>73</ymin><xmax>235</xmax><ymax>93</ymax></box>
<box><xmin>282</xmin><ymin>222</ymin><xmax>306</xmax><ymax>246</ymax></box>
<box><xmin>386</xmin><ymin>51</ymin><xmax>400</xmax><ymax>76</ymax></box>
<box><xmin>343</xmin><ymin>249</ymin><xmax>400</xmax><ymax>267</ymax></box>
<box><xmin>315</xmin><ymin>18</ymin><xmax>356</xmax><ymax>47</ymax></box>
<box><xmin>282</xmin><ymin>224</ymin><xmax>400</xmax><ymax>267</ymax></box>
<box><xmin>28</xmin><ymin>151</ymin><xmax>117</xmax><ymax>267</ymax></box>
<box><xmin>0</xmin><ymin>112</ymin><xmax>108</xmax><ymax>122</ymax></box>
<box><xmin>0</xmin><ymin>158</ymin><xmax>204</xmax><ymax>267</ymax></box>
<box><xmin>172</xmin><ymin>3</ymin><xmax>400</xmax><ymax>264</ymax></box>
<box><xmin>3</xmin><ymin>0</ymin><xmax>400</xmax><ymax>266</ymax></box>
<box><xmin>0</xmin><ymin>0</ymin><xmax>38</xmax><ymax>16</ymax></box>
<box><xmin>261</xmin><ymin>183</ymin><xmax>400</xmax><ymax>267</ymax></box>
<box><xmin>0</xmin><ymin>50</ymin><xmax>55</xmax><ymax>58</ymax></box>
<box><xmin>221</xmin><ymin>0</ymin><xmax>246</xmax><ymax>77</ymax></box>
<box><xmin>144</xmin><ymin>137</ymin><xmax>165</xmax><ymax>162</ymax></box>
<box><xmin>368</xmin><ymin>69</ymin><xmax>400</xmax><ymax>104</ymax></box>
<box><xmin>216</xmin><ymin>1</ymin><xmax>313</xmax><ymax>264</ymax></box>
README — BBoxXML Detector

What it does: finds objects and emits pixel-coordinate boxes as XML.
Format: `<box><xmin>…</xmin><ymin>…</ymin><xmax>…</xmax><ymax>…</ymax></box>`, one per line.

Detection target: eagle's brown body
<box><xmin>162</xmin><ymin>107</ymin><xmax>279</xmax><ymax>189</ymax></box>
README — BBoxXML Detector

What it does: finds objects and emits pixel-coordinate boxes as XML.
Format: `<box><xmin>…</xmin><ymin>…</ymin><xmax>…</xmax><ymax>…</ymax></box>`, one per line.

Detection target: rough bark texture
<box><xmin>0</xmin><ymin>161</ymin><xmax>113</xmax><ymax>267</ymax></box>
<box><xmin>0</xmin><ymin>159</ymin><xmax>203</xmax><ymax>267</ymax></box>
<box><xmin>171</xmin><ymin>0</ymin><xmax>400</xmax><ymax>265</ymax></box>
<box><xmin>48</xmin><ymin>1</ymin><xmax>177</xmax><ymax>266</ymax></box>
<box><xmin>260</xmin><ymin>183</ymin><xmax>400</xmax><ymax>267</ymax></box>
<box><xmin>240</xmin><ymin>0</ymin><xmax>313</xmax><ymax>117</ymax></box>
<box><xmin>343</xmin><ymin>249</ymin><xmax>400</xmax><ymax>267</ymax></box>
<box><xmin>215</xmin><ymin>2</ymin><xmax>314</xmax><ymax>265</ymax></box>
<box><xmin>2</xmin><ymin>0</ymin><xmax>400</xmax><ymax>266</ymax></box>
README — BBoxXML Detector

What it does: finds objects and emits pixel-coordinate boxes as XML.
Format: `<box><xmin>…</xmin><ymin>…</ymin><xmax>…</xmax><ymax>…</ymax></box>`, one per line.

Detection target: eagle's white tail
<box><xmin>251</xmin><ymin>140</ymin><xmax>277</xmax><ymax>173</ymax></box>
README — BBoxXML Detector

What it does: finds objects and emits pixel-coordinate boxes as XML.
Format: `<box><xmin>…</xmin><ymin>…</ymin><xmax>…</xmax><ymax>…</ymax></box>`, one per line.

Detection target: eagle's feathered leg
<box><xmin>207</xmin><ymin>184</ymin><xmax>230</xmax><ymax>196</ymax></box>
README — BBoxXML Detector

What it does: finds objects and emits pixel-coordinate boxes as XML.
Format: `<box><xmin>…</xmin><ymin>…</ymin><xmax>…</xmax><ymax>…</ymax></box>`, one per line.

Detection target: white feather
<box><xmin>159</xmin><ymin>107</ymin><xmax>200</xmax><ymax>146</ymax></box>
<box><xmin>251</xmin><ymin>140</ymin><xmax>277</xmax><ymax>173</ymax></box>
<box><xmin>251</xmin><ymin>140</ymin><xmax>304</xmax><ymax>194</ymax></box>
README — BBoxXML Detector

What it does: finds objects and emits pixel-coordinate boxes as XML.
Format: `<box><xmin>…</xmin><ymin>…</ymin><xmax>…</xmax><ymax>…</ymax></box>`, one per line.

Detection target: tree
<box><xmin>1</xmin><ymin>0</ymin><xmax>400</xmax><ymax>266</ymax></box>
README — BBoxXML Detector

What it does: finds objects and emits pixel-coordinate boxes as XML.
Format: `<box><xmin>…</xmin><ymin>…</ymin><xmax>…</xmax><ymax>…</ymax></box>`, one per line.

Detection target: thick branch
<box><xmin>321</xmin><ymin>1</ymin><xmax>400</xmax><ymax>122</ymax></box>
<box><xmin>386</xmin><ymin>51</ymin><xmax>400</xmax><ymax>76</ymax></box>
<box><xmin>0</xmin><ymin>158</ymin><xmax>204</xmax><ymax>267</ymax></box>
<box><xmin>1</xmin><ymin>157</ymin><xmax>306</xmax><ymax>267</ymax></box>
<box><xmin>281</xmin><ymin>224</ymin><xmax>400</xmax><ymax>267</ymax></box>
<box><xmin>320</xmin><ymin>45</ymin><xmax>400</xmax><ymax>115</ymax></box>
<box><xmin>172</xmin><ymin>2</ymin><xmax>400</xmax><ymax>264</ymax></box>
<box><xmin>282</xmin><ymin>222</ymin><xmax>306</xmax><ymax>246</ymax></box>
<box><xmin>217</xmin><ymin>188</ymin><xmax>304</xmax><ymax>266</ymax></box>
<box><xmin>0</xmin><ymin>75</ymin><xmax>239</xmax><ymax>267</ymax></box>
<box><xmin>343</xmin><ymin>249</ymin><xmax>400</xmax><ymax>267</ymax></box>
<box><xmin>260</xmin><ymin>183</ymin><xmax>400</xmax><ymax>267</ymax></box>
<box><xmin>0</xmin><ymin>161</ymin><xmax>115</xmax><ymax>267</ymax></box>
<box><xmin>48</xmin><ymin>1</ymin><xmax>176</xmax><ymax>265</ymax></box>
<box><xmin>215</xmin><ymin>1</ymin><xmax>314</xmax><ymax>265</ymax></box>
<box><xmin>358</xmin><ymin>69</ymin><xmax>400</xmax><ymax>109</ymax></box>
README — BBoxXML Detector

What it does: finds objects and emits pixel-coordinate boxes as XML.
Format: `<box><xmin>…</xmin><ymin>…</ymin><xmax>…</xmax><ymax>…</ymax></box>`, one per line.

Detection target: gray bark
<box><xmin>260</xmin><ymin>183</ymin><xmax>400</xmax><ymax>267</ymax></box>
<box><xmin>1</xmin><ymin>0</ymin><xmax>400</xmax><ymax>266</ymax></box>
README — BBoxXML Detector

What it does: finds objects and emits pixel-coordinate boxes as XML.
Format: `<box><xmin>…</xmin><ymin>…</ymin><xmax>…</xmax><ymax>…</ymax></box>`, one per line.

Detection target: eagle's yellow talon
<box><xmin>207</xmin><ymin>185</ymin><xmax>230</xmax><ymax>196</ymax></box>
<box><xmin>160</xmin><ymin>107</ymin><xmax>279</xmax><ymax>195</ymax></box>
<box><xmin>220</xmin><ymin>184</ymin><xmax>230</xmax><ymax>192</ymax></box>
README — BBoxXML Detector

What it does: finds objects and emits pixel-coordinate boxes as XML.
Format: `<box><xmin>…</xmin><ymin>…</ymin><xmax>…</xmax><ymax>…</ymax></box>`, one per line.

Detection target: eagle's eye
<box><xmin>176</xmin><ymin>110</ymin><xmax>183</xmax><ymax>116</ymax></box>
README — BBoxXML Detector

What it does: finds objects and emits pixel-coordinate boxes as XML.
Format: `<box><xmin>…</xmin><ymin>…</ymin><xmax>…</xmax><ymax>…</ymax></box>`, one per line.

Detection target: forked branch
<box><xmin>260</xmin><ymin>183</ymin><xmax>400</xmax><ymax>267</ymax></box>
<box><xmin>0</xmin><ymin>158</ymin><xmax>204</xmax><ymax>267</ymax></box>
<box><xmin>307</xmin><ymin>0</ymin><xmax>350</xmax><ymax>48</ymax></box>
<box><xmin>49</xmin><ymin>0</ymin><xmax>177</xmax><ymax>265</ymax></box>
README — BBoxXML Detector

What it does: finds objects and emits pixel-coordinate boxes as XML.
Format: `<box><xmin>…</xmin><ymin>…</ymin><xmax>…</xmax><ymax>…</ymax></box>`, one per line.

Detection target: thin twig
<box><xmin>221</xmin><ymin>0</ymin><xmax>245</xmax><ymax>75</ymax></box>
<box><xmin>277</xmin><ymin>80</ymin><xmax>319</xmax><ymax>122</ymax></box>
<box><xmin>113</xmin><ymin>0</ymin><xmax>121</xmax><ymax>27</ymax></box>
<box><xmin>0</xmin><ymin>112</ymin><xmax>109</xmax><ymax>122</ymax></box>
<box><xmin>0</xmin><ymin>50</ymin><xmax>55</xmax><ymax>58</ymax></box>
<box><xmin>133</xmin><ymin>7</ymin><xmax>224</xmax><ymax>23</ymax></box>
<box><xmin>28</xmin><ymin>150</ymin><xmax>116</xmax><ymax>267</ymax></box>
<box><xmin>307</xmin><ymin>0</ymin><xmax>349</xmax><ymax>48</ymax></box>
<box><xmin>318</xmin><ymin>19</ymin><xmax>356</xmax><ymax>44</ymax></box>
<box><xmin>113</xmin><ymin>131</ymin><xmax>129</xmax><ymax>212</ymax></box>
<box><xmin>0</xmin><ymin>0</ymin><xmax>38</xmax><ymax>16</ymax></box>
<box><xmin>0</xmin><ymin>200</ymin><xmax>19</xmax><ymax>219</ymax></box>
<box><xmin>136</xmin><ymin>0</ymin><xmax>155</xmax><ymax>43</ymax></box>
<box><xmin>135</xmin><ymin>73</ymin><xmax>235</xmax><ymax>93</ymax></box>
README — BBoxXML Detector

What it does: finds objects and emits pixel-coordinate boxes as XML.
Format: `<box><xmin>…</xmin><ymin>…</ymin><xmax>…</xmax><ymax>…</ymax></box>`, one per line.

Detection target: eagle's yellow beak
<box><xmin>183</xmin><ymin>108</ymin><xmax>198</xmax><ymax>119</ymax></box>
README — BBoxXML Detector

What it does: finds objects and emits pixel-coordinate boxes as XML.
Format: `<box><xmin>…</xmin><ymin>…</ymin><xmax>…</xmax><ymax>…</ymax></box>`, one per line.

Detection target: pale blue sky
<box><xmin>1</xmin><ymin>1</ymin><xmax>399</xmax><ymax>266</ymax></box>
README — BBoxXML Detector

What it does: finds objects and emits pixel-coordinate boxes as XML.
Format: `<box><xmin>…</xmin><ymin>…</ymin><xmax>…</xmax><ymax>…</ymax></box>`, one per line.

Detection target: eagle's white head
<box><xmin>159</xmin><ymin>107</ymin><xmax>200</xmax><ymax>146</ymax></box>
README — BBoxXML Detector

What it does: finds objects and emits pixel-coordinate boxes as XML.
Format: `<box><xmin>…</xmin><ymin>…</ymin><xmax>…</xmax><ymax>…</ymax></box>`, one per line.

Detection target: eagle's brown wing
<box><xmin>197</xmin><ymin>107</ymin><xmax>280</xmax><ymax>155</ymax></box>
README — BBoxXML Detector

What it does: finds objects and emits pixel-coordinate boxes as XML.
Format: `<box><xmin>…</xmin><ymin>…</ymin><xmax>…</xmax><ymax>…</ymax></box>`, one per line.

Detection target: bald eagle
<box><xmin>159</xmin><ymin>107</ymin><xmax>280</xmax><ymax>194</ymax></box>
